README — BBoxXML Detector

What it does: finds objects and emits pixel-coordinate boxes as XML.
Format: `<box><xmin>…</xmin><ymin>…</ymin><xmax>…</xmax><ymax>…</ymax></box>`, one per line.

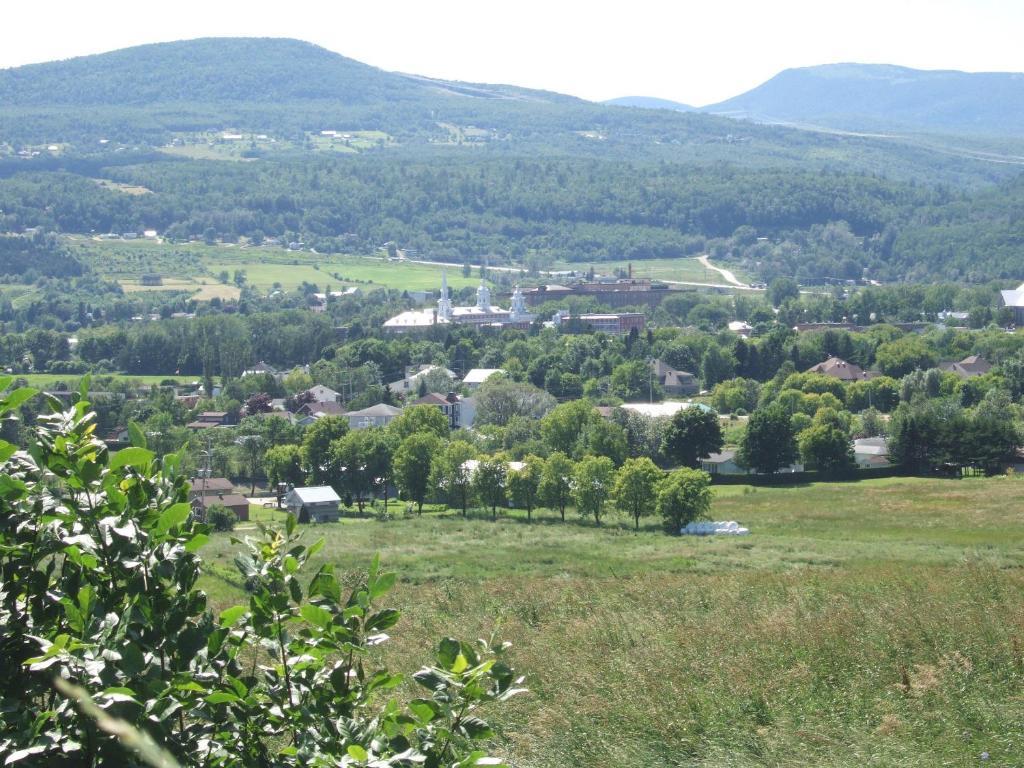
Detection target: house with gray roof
<box><xmin>344</xmin><ymin>403</ymin><xmax>403</xmax><ymax>429</ymax></box>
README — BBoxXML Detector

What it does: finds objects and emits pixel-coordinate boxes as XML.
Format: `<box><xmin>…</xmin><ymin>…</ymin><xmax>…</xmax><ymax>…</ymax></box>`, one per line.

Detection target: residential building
<box><xmin>344</xmin><ymin>403</ymin><xmax>404</xmax><ymax>429</ymax></box>
<box><xmin>186</xmin><ymin>411</ymin><xmax>230</xmax><ymax>430</ymax></box>
<box><xmin>193</xmin><ymin>492</ymin><xmax>250</xmax><ymax>522</ymax></box>
<box><xmin>620</xmin><ymin>401</ymin><xmax>713</xmax><ymax>419</ymax></box>
<box><xmin>804</xmin><ymin>357</ymin><xmax>875</xmax><ymax>382</ymax></box>
<box><xmin>188</xmin><ymin>477</ymin><xmax>235</xmax><ymax>500</ymax></box>
<box><xmin>651</xmin><ymin>359</ymin><xmax>699</xmax><ymax>396</ymax></box>
<box><xmin>242</xmin><ymin>361</ymin><xmax>279</xmax><ymax>378</ymax></box>
<box><xmin>999</xmin><ymin>281</ymin><xmax>1024</xmax><ymax>324</ymax></box>
<box><xmin>413</xmin><ymin>392</ymin><xmax>458</xmax><ymax>428</ymax></box>
<box><xmin>853</xmin><ymin>437</ymin><xmax>891</xmax><ymax>469</ymax></box>
<box><xmin>939</xmin><ymin>355</ymin><xmax>992</xmax><ymax>379</ymax></box>
<box><xmin>462</xmin><ymin>368</ymin><xmax>505</xmax><ymax>390</ymax></box>
<box><xmin>284</xmin><ymin>486</ymin><xmax>341</xmax><ymax>523</ymax></box>
<box><xmin>700</xmin><ymin>450</ymin><xmax>804</xmax><ymax>475</ymax></box>
<box><xmin>386</xmin><ymin>364</ymin><xmax>457</xmax><ymax>396</ymax></box>
<box><xmin>305</xmin><ymin>385</ymin><xmax>342</xmax><ymax>404</ymax></box>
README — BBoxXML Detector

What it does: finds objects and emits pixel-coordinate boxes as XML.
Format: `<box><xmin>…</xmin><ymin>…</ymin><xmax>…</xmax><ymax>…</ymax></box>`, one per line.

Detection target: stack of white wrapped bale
<box><xmin>680</xmin><ymin>520</ymin><xmax>750</xmax><ymax>536</ymax></box>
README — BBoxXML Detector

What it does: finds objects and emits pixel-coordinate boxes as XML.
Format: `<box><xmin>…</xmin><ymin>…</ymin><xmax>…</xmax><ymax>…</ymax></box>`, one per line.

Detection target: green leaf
<box><xmin>369</xmin><ymin>571</ymin><xmax>396</xmax><ymax>600</ymax></box>
<box><xmin>346</xmin><ymin>745</ymin><xmax>368</xmax><ymax>762</ymax></box>
<box><xmin>438</xmin><ymin>638</ymin><xmax>461</xmax><ymax>669</ymax></box>
<box><xmin>0</xmin><ymin>375</ymin><xmax>11</xmax><ymax>393</ymax></box>
<box><xmin>204</xmin><ymin>691</ymin><xmax>241</xmax><ymax>705</ymax></box>
<box><xmin>460</xmin><ymin>716</ymin><xmax>493</xmax><ymax>739</ymax></box>
<box><xmin>184</xmin><ymin>533</ymin><xmax>209</xmax><ymax>552</ymax></box>
<box><xmin>109</xmin><ymin>447</ymin><xmax>154</xmax><ymax>471</ymax></box>
<box><xmin>299</xmin><ymin>604</ymin><xmax>333</xmax><ymax>630</ymax></box>
<box><xmin>0</xmin><ymin>387</ymin><xmax>38</xmax><ymax>414</ymax></box>
<box><xmin>452</xmin><ymin>653</ymin><xmax>469</xmax><ymax>674</ymax></box>
<box><xmin>157</xmin><ymin>503</ymin><xmax>191</xmax><ymax>532</ymax></box>
<box><xmin>308</xmin><ymin>538</ymin><xmax>325</xmax><ymax>559</ymax></box>
<box><xmin>285</xmin><ymin>513</ymin><xmax>296</xmax><ymax>537</ymax></box>
<box><xmin>408</xmin><ymin>699</ymin><xmax>438</xmax><ymax>724</ymax></box>
<box><xmin>78</xmin><ymin>373</ymin><xmax>91</xmax><ymax>401</ymax></box>
<box><xmin>0</xmin><ymin>441</ymin><xmax>16</xmax><ymax>464</ymax></box>
<box><xmin>366</xmin><ymin>608</ymin><xmax>400</xmax><ymax>632</ymax></box>
<box><xmin>128</xmin><ymin>422</ymin><xmax>147</xmax><ymax>449</ymax></box>
<box><xmin>219</xmin><ymin>605</ymin><xmax>247</xmax><ymax>627</ymax></box>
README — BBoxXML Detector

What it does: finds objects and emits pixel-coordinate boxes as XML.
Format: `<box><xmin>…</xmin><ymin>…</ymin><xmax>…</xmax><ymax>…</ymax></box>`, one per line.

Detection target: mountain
<box><xmin>703</xmin><ymin>63</ymin><xmax>1024</xmax><ymax>137</ymax></box>
<box><xmin>0</xmin><ymin>39</ymin><xmax>1021</xmax><ymax>190</ymax></box>
<box><xmin>0</xmin><ymin>37</ymin><xmax>583</xmax><ymax>108</ymax></box>
<box><xmin>601</xmin><ymin>96</ymin><xmax>693</xmax><ymax>112</ymax></box>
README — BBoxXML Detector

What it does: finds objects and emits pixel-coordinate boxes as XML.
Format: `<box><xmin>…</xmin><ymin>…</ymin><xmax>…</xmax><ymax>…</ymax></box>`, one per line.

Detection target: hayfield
<box><xmin>201</xmin><ymin>476</ymin><xmax>1024</xmax><ymax>766</ymax></box>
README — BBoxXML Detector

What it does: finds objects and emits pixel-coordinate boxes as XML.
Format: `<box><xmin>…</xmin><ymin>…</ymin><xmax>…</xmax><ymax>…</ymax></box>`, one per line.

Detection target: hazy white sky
<box><xmin>2</xmin><ymin>0</ymin><xmax>1022</xmax><ymax>105</ymax></box>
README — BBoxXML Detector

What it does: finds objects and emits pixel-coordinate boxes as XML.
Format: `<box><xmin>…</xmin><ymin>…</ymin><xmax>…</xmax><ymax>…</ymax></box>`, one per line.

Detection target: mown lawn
<box><xmin>201</xmin><ymin>476</ymin><xmax>1024</xmax><ymax>767</ymax></box>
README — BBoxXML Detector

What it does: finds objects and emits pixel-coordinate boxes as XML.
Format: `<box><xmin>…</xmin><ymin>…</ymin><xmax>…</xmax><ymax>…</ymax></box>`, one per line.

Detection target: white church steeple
<box><xmin>475</xmin><ymin>280</ymin><xmax>491</xmax><ymax>312</ymax></box>
<box><xmin>437</xmin><ymin>269</ymin><xmax>453</xmax><ymax>321</ymax></box>
<box><xmin>510</xmin><ymin>284</ymin><xmax>531</xmax><ymax>321</ymax></box>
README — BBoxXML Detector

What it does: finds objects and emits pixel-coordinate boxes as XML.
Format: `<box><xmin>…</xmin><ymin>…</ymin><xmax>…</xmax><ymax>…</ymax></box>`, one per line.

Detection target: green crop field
<box><xmin>200</xmin><ymin>476</ymin><xmax>1024</xmax><ymax>767</ymax></box>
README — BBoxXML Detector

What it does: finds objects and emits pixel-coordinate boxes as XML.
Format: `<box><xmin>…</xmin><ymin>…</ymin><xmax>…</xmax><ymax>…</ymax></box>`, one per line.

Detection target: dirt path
<box><xmin>697</xmin><ymin>255</ymin><xmax>747</xmax><ymax>287</ymax></box>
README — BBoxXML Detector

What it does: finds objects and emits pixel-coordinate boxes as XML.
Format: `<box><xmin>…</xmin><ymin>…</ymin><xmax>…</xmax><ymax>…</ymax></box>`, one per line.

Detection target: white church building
<box><xmin>383</xmin><ymin>271</ymin><xmax>534</xmax><ymax>332</ymax></box>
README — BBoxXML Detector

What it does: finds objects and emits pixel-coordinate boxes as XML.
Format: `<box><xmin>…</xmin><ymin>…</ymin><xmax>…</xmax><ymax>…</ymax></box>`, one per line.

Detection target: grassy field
<box><xmin>69</xmin><ymin>238</ymin><xmax>484</xmax><ymax>294</ymax></box>
<box><xmin>200</xmin><ymin>476</ymin><xmax>1024</xmax><ymax>767</ymax></box>
<box><xmin>552</xmin><ymin>256</ymin><xmax>753</xmax><ymax>286</ymax></box>
<box><xmin>12</xmin><ymin>373</ymin><xmax>198</xmax><ymax>388</ymax></box>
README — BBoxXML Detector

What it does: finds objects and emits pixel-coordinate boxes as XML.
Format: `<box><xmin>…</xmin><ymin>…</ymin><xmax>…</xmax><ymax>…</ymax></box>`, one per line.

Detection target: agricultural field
<box><xmin>202</xmin><ymin>476</ymin><xmax>1024</xmax><ymax>767</ymax></box>
<box><xmin>552</xmin><ymin>255</ymin><xmax>753</xmax><ymax>286</ymax></box>
<box><xmin>68</xmin><ymin>237</ymin><xmax>486</xmax><ymax>294</ymax></box>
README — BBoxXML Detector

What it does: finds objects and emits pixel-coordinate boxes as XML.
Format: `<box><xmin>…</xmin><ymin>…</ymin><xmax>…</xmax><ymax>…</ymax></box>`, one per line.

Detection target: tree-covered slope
<box><xmin>704</xmin><ymin>63</ymin><xmax>1024</xmax><ymax>137</ymax></box>
<box><xmin>601</xmin><ymin>96</ymin><xmax>694</xmax><ymax>111</ymax></box>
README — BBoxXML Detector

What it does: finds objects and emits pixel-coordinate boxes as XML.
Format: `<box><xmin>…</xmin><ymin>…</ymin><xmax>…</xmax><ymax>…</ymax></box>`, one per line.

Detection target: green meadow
<box><xmin>201</xmin><ymin>476</ymin><xmax>1024</xmax><ymax>767</ymax></box>
<box><xmin>69</xmin><ymin>237</ymin><xmax>486</xmax><ymax>293</ymax></box>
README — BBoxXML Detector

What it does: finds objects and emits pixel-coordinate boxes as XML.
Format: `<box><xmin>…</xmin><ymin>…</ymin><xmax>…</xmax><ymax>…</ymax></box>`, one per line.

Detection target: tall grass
<box><xmin>201</xmin><ymin>477</ymin><xmax>1024</xmax><ymax>766</ymax></box>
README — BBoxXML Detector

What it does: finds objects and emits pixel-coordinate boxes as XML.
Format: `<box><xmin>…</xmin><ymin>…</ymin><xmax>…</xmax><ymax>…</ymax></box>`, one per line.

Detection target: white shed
<box><xmin>284</xmin><ymin>486</ymin><xmax>341</xmax><ymax>523</ymax></box>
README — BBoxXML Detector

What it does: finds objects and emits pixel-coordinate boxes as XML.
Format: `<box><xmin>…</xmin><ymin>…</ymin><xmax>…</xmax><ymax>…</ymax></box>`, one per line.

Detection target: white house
<box><xmin>1000</xmin><ymin>282</ymin><xmax>1024</xmax><ymax>324</ymax></box>
<box><xmin>386</xmin><ymin>364</ymin><xmax>457</xmax><ymax>395</ymax></box>
<box><xmin>284</xmin><ymin>486</ymin><xmax>341</xmax><ymax>523</ymax></box>
<box><xmin>344</xmin><ymin>403</ymin><xmax>403</xmax><ymax>430</ymax></box>
<box><xmin>853</xmin><ymin>437</ymin><xmax>890</xmax><ymax>469</ymax></box>
<box><xmin>462</xmin><ymin>368</ymin><xmax>505</xmax><ymax>390</ymax></box>
<box><xmin>700</xmin><ymin>449</ymin><xmax>804</xmax><ymax>475</ymax></box>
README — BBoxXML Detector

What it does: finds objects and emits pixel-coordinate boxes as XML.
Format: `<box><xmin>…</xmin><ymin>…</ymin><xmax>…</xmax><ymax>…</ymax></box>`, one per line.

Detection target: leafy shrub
<box><xmin>0</xmin><ymin>381</ymin><xmax>525</xmax><ymax>766</ymax></box>
<box><xmin>205</xmin><ymin>502</ymin><xmax>237</xmax><ymax>532</ymax></box>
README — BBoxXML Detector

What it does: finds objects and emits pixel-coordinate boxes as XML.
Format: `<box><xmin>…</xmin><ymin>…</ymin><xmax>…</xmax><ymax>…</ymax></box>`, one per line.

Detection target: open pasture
<box><xmin>551</xmin><ymin>255</ymin><xmax>753</xmax><ymax>285</ymax></box>
<box><xmin>201</xmin><ymin>476</ymin><xmax>1024</xmax><ymax>767</ymax></box>
<box><xmin>68</xmin><ymin>237</ymin><xmax>484</xmax><ymax>294</ymax></box>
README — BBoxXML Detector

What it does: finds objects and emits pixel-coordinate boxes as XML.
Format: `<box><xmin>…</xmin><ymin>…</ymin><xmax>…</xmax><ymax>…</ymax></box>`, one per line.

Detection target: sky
<box><xmin>2</xmin><ymin>0</ymin><xmax>1023</xmax><ymax>106</ymax></box>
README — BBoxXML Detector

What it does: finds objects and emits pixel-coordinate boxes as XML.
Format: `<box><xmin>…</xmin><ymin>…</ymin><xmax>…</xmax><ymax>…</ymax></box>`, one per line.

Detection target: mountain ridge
<box><xmin>702</xmin><ymin>62</ymin><xmax>1024</xmax><ymax>136</ymax></box>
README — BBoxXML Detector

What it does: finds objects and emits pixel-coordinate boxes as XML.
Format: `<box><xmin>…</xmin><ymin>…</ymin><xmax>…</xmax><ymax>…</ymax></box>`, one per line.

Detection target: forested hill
<box><xmin>0</xmin><ymin>38</ymin><xmax>1020</xmax><ymax>187</ymax></box>
<box><xmin>601</xmin><ymin>97</ymin><xmax>693</xmax><ymax>111</ymax></box>
<box><xmin>0</xmin><ymin>38</ymin><xmax>579</xmax><ymax>108</ymax></box>
<box><xmin>704</xmin><ymin>63</ymin><xmax>1024</xmax><ymax>137</ymax></box>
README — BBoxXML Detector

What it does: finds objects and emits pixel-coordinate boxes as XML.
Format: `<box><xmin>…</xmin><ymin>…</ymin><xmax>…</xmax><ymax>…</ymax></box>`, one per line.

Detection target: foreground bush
<box><xmin>0</xmin><ymin>381</ymin><xmax>524</xmax><ymax>767</ymax></box>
